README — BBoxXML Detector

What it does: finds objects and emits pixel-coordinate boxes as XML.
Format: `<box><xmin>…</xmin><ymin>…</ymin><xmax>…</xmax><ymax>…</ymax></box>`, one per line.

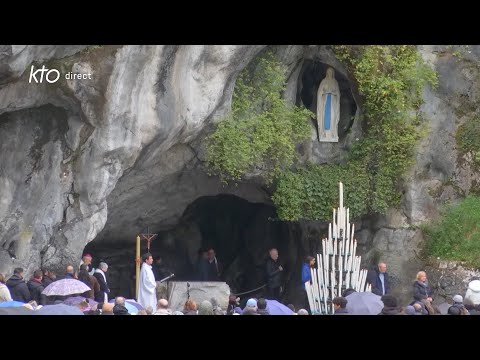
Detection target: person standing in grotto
<box><xmin>265</xmin><ymin>248</ymin><xmax>284</xmax><ymax>301</ymax></box>
<box><xmin>137</xmin><ymin>253</ymin><xmax>157</xmax><ymax>311</ymax></box>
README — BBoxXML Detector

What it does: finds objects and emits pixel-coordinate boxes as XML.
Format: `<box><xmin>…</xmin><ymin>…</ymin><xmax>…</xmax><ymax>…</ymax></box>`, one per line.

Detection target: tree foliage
<box><xmin>205</xmin><ymin>51</ymin><xmax>313</xmax><ymax>184</ymax></box>
<box><xmin>274</xmin><ymin>46</ymin><xmax>438</xmax><ymax>220</ymax></box>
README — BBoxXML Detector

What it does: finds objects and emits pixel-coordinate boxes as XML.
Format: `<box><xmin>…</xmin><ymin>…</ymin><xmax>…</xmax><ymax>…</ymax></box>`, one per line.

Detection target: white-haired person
<box><xmin>93</xmin><ymin>262</ymin><xmax>110</xmax><ymax>303</ymax></box>
<box><xmin>413</xmin><ymin>271</ymin><xmax>435</xmax><ymax>314</ymax></box>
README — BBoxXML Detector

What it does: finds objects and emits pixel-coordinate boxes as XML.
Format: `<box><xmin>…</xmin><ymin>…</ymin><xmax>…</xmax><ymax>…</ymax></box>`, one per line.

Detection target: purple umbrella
<box><xmin>345</xmin><ymin>292</ymin><xmax>383</xmax><ymax>315</ymax></box>
<box><xmin>34</xmin><ymin>303</ymin><xmax>85</xmax><ymax>315</ymax></box>
<box><xmin>265</xmin><ymin>300</ymin><xmax>294</xmax><ymax>315</ymax></box>
<box><xmin>108</xmin><ymin>299</ymin><xmax>144</xmax><ymax>312</ymax></box>
<box><xmin>63</xmin><ymin>296</ymin><xmax>98</xmax><ymax>308</ymax></box>
<box><xmin>42</xmin><ymin>279</ymin><xmax>91</xmax><ymax>297</ymax></box>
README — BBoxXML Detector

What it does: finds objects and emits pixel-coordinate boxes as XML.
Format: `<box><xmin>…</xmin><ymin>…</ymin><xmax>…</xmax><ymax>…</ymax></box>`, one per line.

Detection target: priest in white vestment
<box><xmin>137</xmin><ymin>253</ymin><xmax>157</xmax><ymax>310</ymax></box>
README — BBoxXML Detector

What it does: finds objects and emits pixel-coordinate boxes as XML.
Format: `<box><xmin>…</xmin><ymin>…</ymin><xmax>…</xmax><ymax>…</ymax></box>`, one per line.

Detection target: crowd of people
<box><xmin>0</xmin><ymin>254</ymin><xmax>111</xmax><ymax>306</ymax></box>
<box><xmin>299</xmin><ymin>258</ymin><xmax>480</xmax><ymax>315</ymax></box>
<box><xmin>1</xmin><ymin>249</ymin><xmax>480</xmax><ymax>315</ymax></box>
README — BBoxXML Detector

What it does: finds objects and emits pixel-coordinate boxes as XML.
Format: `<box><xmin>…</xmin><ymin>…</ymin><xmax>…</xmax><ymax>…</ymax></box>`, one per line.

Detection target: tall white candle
<box><xmin>338</xmin><ymin>254</ymin><xmax>343</xmax><ymax>296</ymax></box>
<box><xmin>347</xmin><ymin>208</ymin><xmax>350</xmax><ymax>230</ymax></box>
<box><xmin>345</xmin><ymin>225</ymin><xmax>351</xmax><ymax>257</ymax></box>
<box><xmin>350</xmin><ymin>224</ymin><xmax>355</xmax><ymax>254</ymax></box>
<box><xmin>339</xmin><ymin>182</ymin><xmax>343</xmax><ymax>209</ymax></box>
<box><xmin>332</xmin><ymin>208</ymin><xmax>338</xmax><ymax>239</ymax></box>
<box><xmin>338</xmin><ymin>207</ymin><xmax>342</xmax><ymax>238</ymax></box>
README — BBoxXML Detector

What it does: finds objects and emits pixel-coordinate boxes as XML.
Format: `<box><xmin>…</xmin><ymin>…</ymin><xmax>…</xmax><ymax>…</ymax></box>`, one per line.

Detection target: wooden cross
<box><xmin>140</xmin><ymin>226</ymin><xmax>157</xmax><ymax>252</ymax></box>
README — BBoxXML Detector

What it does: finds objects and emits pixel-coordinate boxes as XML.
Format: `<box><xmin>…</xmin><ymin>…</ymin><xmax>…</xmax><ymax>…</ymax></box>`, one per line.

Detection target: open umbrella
<box><xmin>42</xmin><ymin>279</ymin><xmax>90</xmax><ymax>297</ymax></box>
<box><xmin>34</xmin><ymin>303</ymin><xmax>85</xmax><ymax>315</ymax></box>
<box><xmin>265</xmin><ymin>299</ymin><xmax>294</xmax><ymax>315</ymax></box>
<box><xmin>345</xmin><ymin>292</ymin><xmax>383</xmax><ymax>315</ymax></box>
<box><xmin>108</xmin><ymin>299</ymin><xmax>143</xmax><ymax>314</ymax></box>
<box><xmin>0</xmin><ymin>306</ymin><xmax>33</xmax><ymax>315</ymax></box>
<box><xmin>124</xmin><ymin>299</ymin><xmax>144</xmax><ymax>311</ymax></box>
<box><xmin>0</xmin><ymin>300</ymin><xmax>25</xmax><ymax>308</ymax></box>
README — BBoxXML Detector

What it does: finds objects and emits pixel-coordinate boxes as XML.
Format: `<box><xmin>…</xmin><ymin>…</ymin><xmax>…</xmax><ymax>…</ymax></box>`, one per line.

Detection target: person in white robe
<box><xmin>137</xmin><ymin>253</ymin><xmax>157</xmax><ymax>310</ymax></box>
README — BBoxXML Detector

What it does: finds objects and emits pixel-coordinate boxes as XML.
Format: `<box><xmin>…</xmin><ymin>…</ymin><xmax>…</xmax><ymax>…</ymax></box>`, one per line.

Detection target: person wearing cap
<box><xmin>80</xmin><ymin>253</ymin><xmax>95</xmax><ymax>275</ymax></box>
<box><xmin>197</xmin><ymin>300</ymin><xmax>214</xmax><ymax>315</ymax></box>
<box><xmin>242</xmin><ymin>298</ymin><xmax>259</xmax><ymax>315</ymax></box>
<box><xmin>448</xmin><ymin>295</ymin><xmax>469</xmax><ymax>315</ymax></box>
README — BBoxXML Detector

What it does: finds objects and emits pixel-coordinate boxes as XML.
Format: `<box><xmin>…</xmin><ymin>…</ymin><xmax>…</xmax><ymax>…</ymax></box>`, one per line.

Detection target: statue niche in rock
<box><xmin>317</xmin><ymin>67</ymin><xmax>340</xmax><ymax>142</ymax></box>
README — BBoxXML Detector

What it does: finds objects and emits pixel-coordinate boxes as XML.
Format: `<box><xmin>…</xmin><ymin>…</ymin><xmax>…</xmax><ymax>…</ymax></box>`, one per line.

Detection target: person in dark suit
<box><xmin>41</xmin><ymin>269</ymin><xmax>56</xmax><ymax>288</ymax></box>
<box><xmin>265</xmin><ymin>248</ymin><xmax>283</xmax><ymax>301</ymax></box>
<box><xmin>206</xmin><ymin>248</ymin><xmax>222</xmax><ymax>281</ymax></box>
<box><xmin>93</xmin><ymin>262</ymin><xmax>110</xmax><ymax>303</ymax></box>
<box><xmin>194</xmin><ymin>248</ymin><xmax>209</xmax><ymax>281</ymax></box>
<box><xmin>27</xmin><ymin>269</ymin><xmax>47</xmax><ymax>305</ymax></box>
<box><xmin>6</xmin><ymin>267</ymin><xmax>31</xmax><ymax>303</ymax></box>
<box><xmin>366</xmin><ymin>262</ymin><xmax>391</xmax><ymax>296</ymax></box>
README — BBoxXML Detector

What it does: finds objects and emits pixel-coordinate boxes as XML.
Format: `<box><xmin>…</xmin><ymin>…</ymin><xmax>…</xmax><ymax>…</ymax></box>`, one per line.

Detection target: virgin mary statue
<box><xmin>317</xmin><ymin>67</ymin><xmax>340</xmax><ymax>142</ymax></box>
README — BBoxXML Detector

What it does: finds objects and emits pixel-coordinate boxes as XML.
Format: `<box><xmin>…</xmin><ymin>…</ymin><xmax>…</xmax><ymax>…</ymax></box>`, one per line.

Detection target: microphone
<box><xmin>159</xmin><ymin>273</ymin><xmax>175</xmax><ymax>283</ymax></box>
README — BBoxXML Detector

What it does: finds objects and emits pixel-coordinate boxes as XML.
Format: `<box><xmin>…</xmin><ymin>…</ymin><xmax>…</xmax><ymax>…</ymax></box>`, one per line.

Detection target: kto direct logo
<box><xmin>29</xmin><ymin>65</ymin><xmax>60</xmax><ymax>83</ymax></box>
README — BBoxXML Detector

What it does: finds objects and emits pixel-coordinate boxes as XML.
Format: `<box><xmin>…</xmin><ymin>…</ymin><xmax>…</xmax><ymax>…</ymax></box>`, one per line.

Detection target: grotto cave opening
<box><xmin>83</xmin><ymin>194</ymin><xmax>320</xmax><ymax>306</ymax></box>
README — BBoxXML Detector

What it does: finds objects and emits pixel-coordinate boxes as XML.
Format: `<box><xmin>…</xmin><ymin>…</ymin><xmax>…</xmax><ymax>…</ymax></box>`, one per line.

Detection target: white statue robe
<box><xmin>137</xmin><ymin>262</ymin><xmax>157</xmax><ymax>310</ymax></box>
<box><xmin>317</xmin><ymin>68</ymin><xmax>340</xmax><ymax>142</ymax></box>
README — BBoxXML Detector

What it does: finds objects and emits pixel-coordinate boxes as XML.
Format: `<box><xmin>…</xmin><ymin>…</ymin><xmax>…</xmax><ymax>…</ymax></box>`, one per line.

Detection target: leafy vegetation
<box><xmin>456</xmin><ymin>116</ymin><xmax>480</xmax><ymax>165</ymax></box>
<box><xmin>205</xmin><ymin>51</ymin><xmax>313</xmax><ymax>184</ymax></box>
<box><xmin>274</xmin><ymin>46</ymin><xmax>437</xmax><ymax>220</ymax></box>
<box><xmin>206</xmin><ymin>46</ymin><xmax>437</xmax><ymax>221</ymax></box>
<box><xmin>423</xmin><ymin>196</ymin><xmax>480</xmax><ymax>268</ymax></box>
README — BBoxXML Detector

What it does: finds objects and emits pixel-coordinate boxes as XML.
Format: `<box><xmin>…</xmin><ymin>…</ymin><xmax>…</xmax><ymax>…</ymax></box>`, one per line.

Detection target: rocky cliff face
<box><xmin>0</xmin><ymin>45</ymin><xmax>265</xmax><ymax>276</ymax></box>
<box><xmin>360</xmin><ymin>46</ymin><xmax>480</xmax><ymax>303</ymax></box>
<box><xmin>1</xmin><ymin>45</ymin><xmax>479</xmax><ymax>306</ymax></box>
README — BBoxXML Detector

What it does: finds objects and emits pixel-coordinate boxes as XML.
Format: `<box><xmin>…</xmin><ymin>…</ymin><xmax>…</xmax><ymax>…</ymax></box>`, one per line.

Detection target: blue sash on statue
<box><xmin>324</xmin><ymin>93</ymin><xmax>332</xmax><ymax>130</ymax></box>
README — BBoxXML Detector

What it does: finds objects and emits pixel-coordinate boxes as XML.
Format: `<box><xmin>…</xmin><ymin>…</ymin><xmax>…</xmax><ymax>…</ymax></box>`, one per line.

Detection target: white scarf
<box><xmin>95</xmin><ymin>268</ymin><xmax>107</xmax><ymax>284</ymax></box>
<box><xmin>94</xmin><ymin>269</ymin><xmax>108</xmax><ymax>303</ymax></box>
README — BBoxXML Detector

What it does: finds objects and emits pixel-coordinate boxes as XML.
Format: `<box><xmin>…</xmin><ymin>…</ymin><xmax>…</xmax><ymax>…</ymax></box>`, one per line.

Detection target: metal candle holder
<box><xmin>305</xmin><ymin>182</ymin><xmax>372</xmax><ymax>315</ymax></box>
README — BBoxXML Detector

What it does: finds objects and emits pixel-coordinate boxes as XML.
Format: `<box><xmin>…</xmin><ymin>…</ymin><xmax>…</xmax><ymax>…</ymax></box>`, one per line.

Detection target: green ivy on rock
<box><xmin>205</xmin><ymin>51</ymin><xmax>313</xmax><ymax>184</ymax></box>
<box><xmin>456</xmin><ymin>116</ymin><xmax>480</xmax><ymax>166</ymax></box>
<box><xmin>274</xmin><ymin>46</ymin><xmax>437</xmax><ymax>220</ymax></box>
<box><xmin>205</xmin><ymin>46</ymin><xmax>437</xmax><ymax>222</ymax></box>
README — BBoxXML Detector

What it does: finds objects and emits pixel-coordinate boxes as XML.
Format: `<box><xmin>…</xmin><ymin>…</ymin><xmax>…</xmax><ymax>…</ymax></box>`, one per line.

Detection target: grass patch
<box><xmin>423</xmin><ymin>195</ymin><xmax>480</xmax><ymax>268</ymax></box>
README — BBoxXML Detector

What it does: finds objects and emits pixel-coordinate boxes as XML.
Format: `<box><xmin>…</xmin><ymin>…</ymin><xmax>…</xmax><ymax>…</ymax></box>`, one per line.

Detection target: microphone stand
<box><xmin>160</xmin><ymin>273</ymin><xmax>175</xmax><ymax>283</ymax></box>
